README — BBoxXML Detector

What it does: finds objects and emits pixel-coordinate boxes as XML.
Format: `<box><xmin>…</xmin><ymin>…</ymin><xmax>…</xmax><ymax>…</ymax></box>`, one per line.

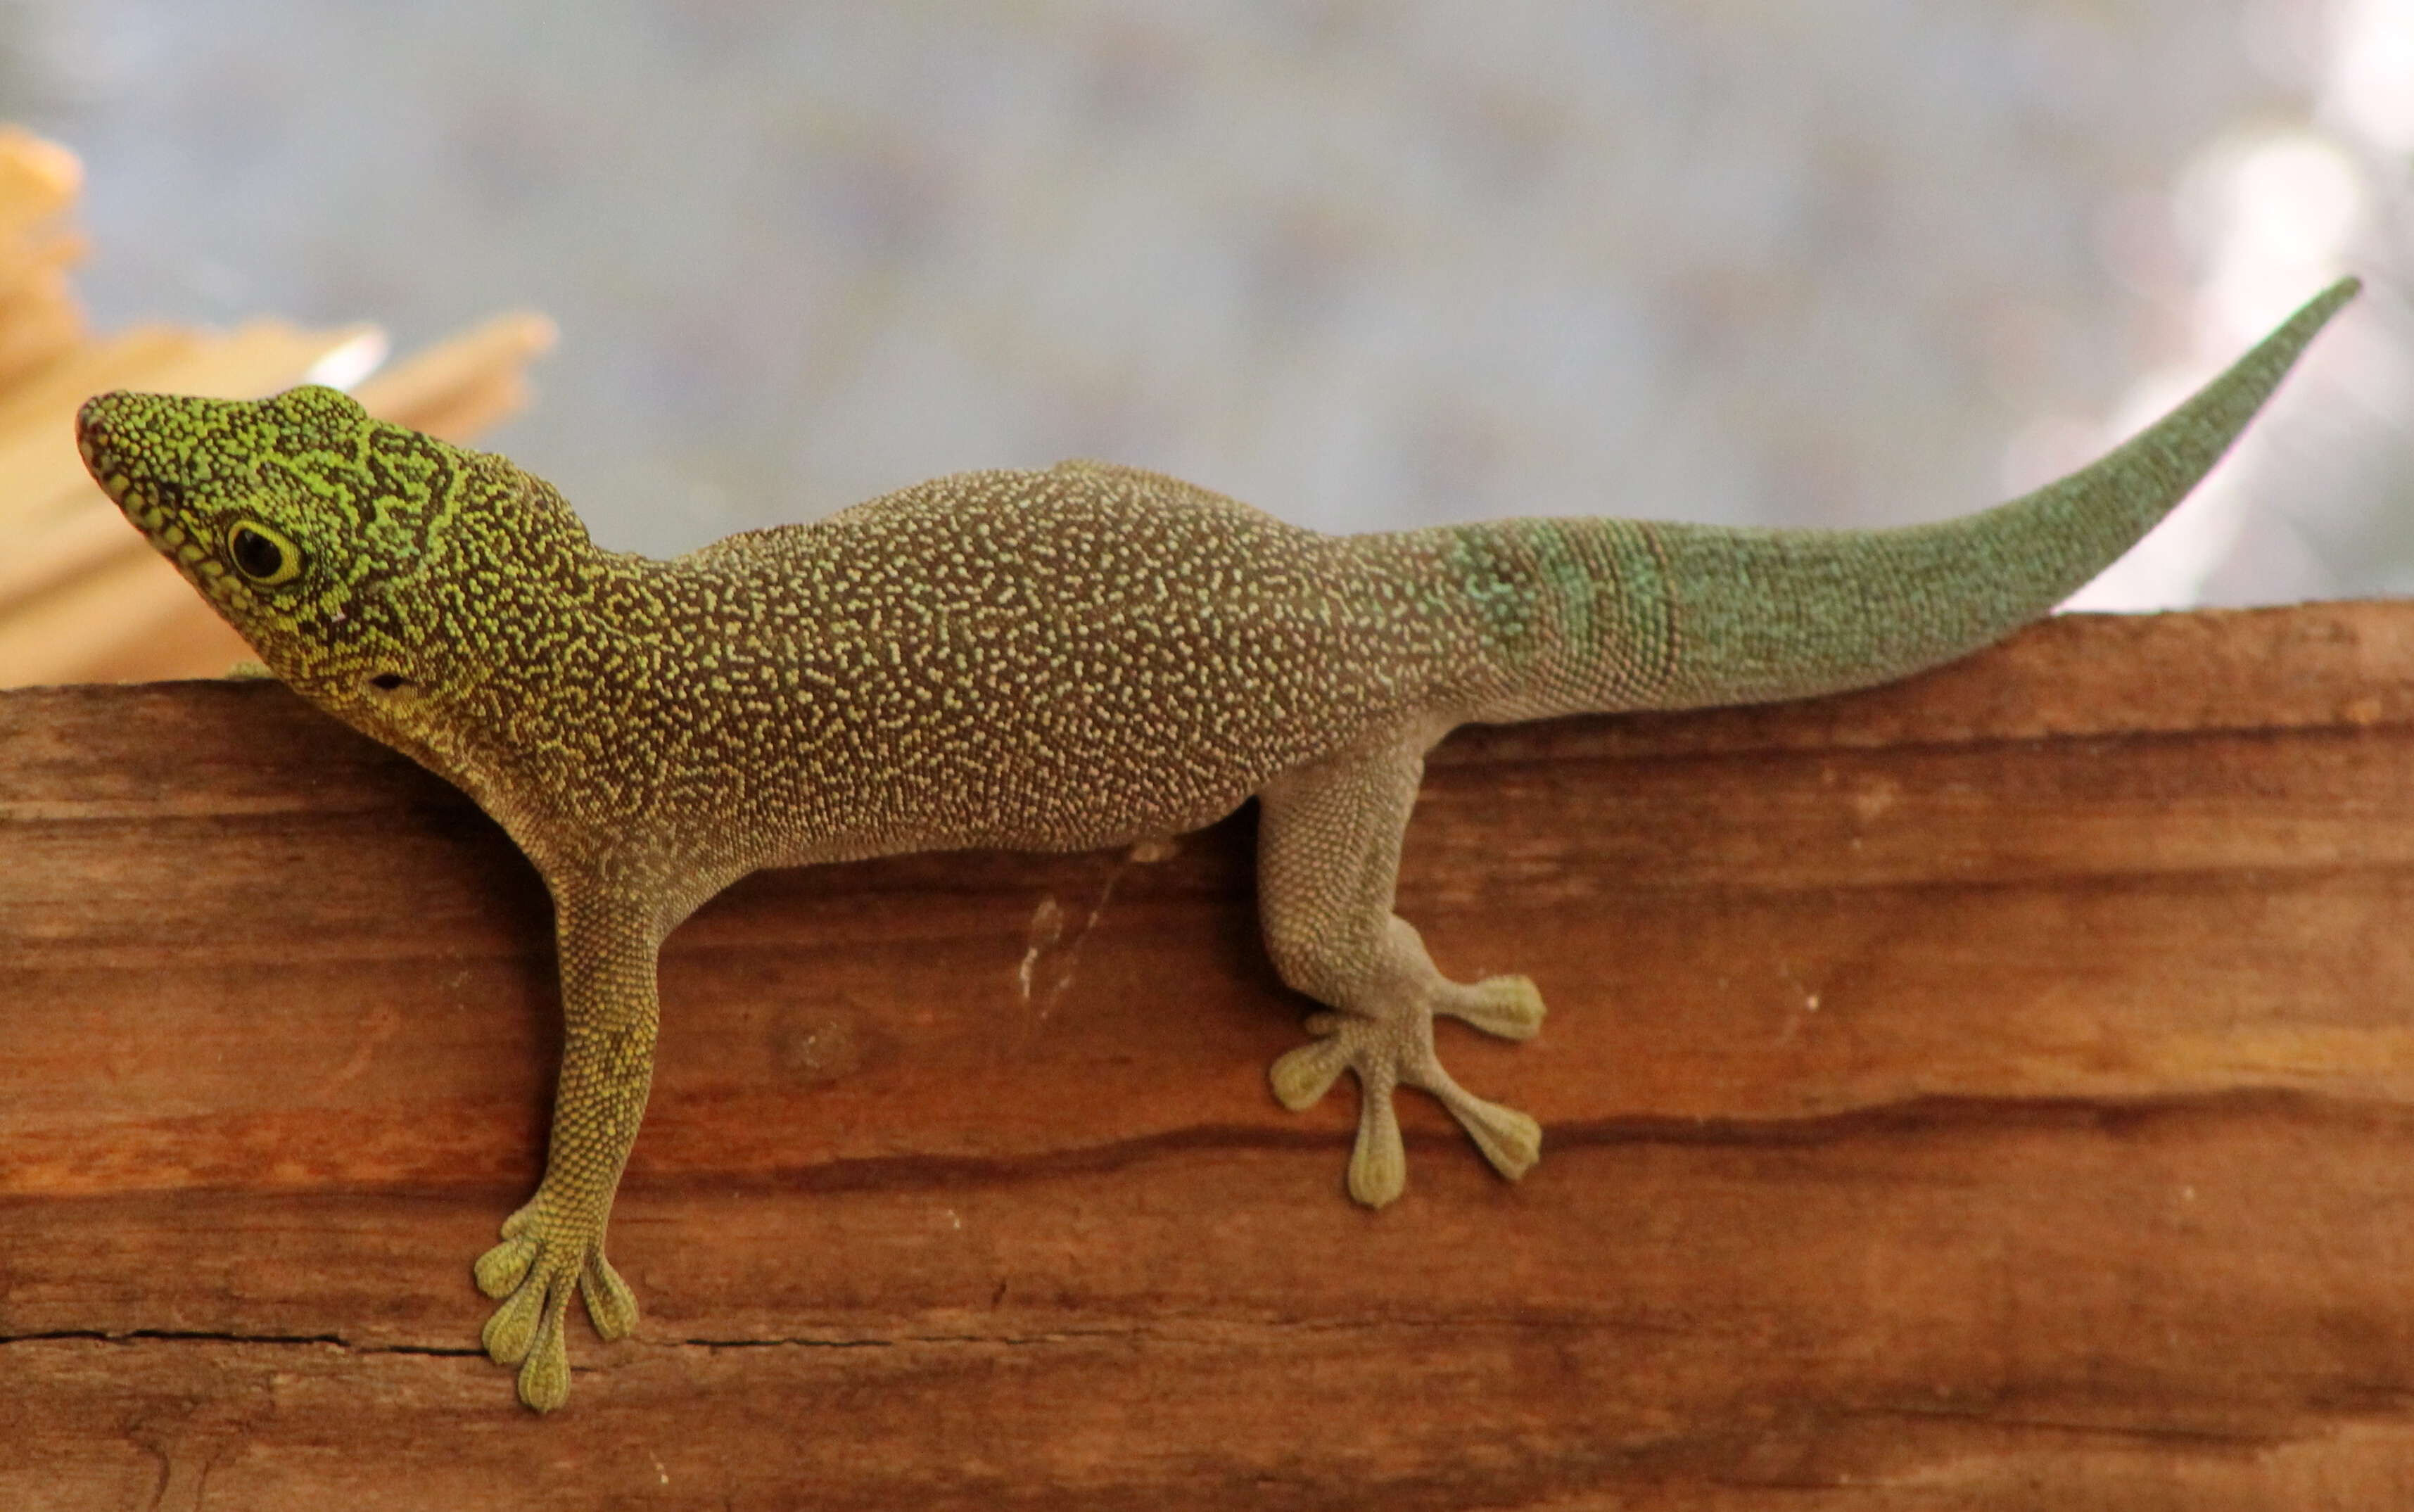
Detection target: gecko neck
<box><xmin>359</xmin><ymin>509</ymin><xmax>720</xmax><ymax>868</ymax></box>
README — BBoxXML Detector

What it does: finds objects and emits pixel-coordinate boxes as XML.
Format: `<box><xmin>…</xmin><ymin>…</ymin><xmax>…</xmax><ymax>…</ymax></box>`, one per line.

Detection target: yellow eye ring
<box><xmin>224</xmin><ymin>521</ymin><xmax>303</xmax><ymax>585</ymax></box>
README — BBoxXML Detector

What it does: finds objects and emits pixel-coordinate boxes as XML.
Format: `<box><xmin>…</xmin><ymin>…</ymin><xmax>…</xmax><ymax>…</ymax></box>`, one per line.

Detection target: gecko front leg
<box><xmin>1256</xmin><ymin>740</ymin><xmax>1546</xmax><ymax>1207</ymax></box>
<box><xmin>473</xmin><ymin>882</ymin><xmax>661</xmax><ymax>1411</ymax></box>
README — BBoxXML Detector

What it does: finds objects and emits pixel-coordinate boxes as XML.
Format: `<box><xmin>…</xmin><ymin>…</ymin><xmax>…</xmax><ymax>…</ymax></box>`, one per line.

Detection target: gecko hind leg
<box><xmin>1255</xmin><ymin>744</ymin><xmax>1544</xmax><ymax>1208</ymax></box>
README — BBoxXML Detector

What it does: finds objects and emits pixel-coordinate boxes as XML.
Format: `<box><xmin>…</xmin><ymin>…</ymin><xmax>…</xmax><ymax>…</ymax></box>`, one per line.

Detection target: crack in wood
<box><xmin>0</xmin><ymin>1328</ymin><xmax>482</xmax><ymax>1357</ymax></box>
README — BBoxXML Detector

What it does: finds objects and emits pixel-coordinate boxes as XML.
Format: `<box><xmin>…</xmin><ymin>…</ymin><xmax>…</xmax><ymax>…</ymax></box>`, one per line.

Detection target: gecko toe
<box><xmin>1441</xmin><ymin>1089</ymin><xmax>1542</xmax><ymax>1181</ymax></box>
<box><xmin>1409</xmin><ymin>1055</ymin><xmax>1543</xmax><ymax>1180</ymax></box>
<box><xmin>516</xmin><ymin>1305</ymin><xmax>573</xmax><ymax>1413</ymax></box>
<box><xmin>1347</xmin><ymin>1078</ymin><xmax>1408</xmax><ymax>1207</ymax></box>
<box><xmin>481</xmin><ymin>1273</ymin><xmax>546</xmax><ymax>1366</ymax></box>
<box><xmin>1442</xmin><ymin>974</ymin><xmax>1546</xmax><ymax>1041</ymax></box>
<box><xmin>1269</xmin><ymin>1030</ymin><xmax>1351</xmax><ymax>1110</ymax></box>
<box><xmin>581</xmin><ymin>1250</ymin><xmax>640</xmax><ymax>1341</ymax></box>
<box><xmin>474</xmin><ymin>1234</ymin><xmax>539</xmax><ymax>1300</ymax></box>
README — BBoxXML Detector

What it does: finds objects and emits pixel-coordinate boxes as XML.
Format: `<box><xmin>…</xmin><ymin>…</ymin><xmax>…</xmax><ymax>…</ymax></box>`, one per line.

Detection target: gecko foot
<box><xmin>1437</xmin><ymin>972</ymin><xmax>1546</xmax><ymax>1041</ymax></box>
<box><xmin>1269</xmin><ymin>1000</ymin><xmax>1542</xmax><ymax>1208</ymax></box>
<box><xmin>473</xmin><ymin>1199</ymin><xmax>638</xmax><ymax>1413</ymax></box>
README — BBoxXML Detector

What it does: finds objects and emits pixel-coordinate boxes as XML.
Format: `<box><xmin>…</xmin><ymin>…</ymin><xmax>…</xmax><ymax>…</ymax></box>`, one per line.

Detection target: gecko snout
<box><xmin>75</xmin><ymin>391</ymin><xmax>118</xmax><ymax>459</ymax></box>
<box><xmin>74</xmin><ymin>391</ymin><xmax>155</xmax><ymax>486</ymax></box>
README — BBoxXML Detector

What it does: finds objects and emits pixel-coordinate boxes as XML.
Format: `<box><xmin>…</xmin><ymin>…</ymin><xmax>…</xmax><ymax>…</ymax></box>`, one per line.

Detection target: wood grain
<box><xmin>6</xmin><ymin>603</ymin><xmax>2414</xmax><ymax>1509</ymax></box>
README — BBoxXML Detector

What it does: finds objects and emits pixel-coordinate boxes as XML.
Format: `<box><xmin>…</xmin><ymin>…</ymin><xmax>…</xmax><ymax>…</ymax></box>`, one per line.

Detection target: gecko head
<box><xmin>75</xmin><ymin>385</ymin><xmax>588</xmax><ymax>735</ymax></box>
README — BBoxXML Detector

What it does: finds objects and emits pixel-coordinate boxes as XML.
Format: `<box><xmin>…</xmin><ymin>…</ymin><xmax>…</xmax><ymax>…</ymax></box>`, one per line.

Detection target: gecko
<box><xmin>74</xmin><ymin>277</ymin><xmax>2357</xmax><ymax>1411</ymax></box>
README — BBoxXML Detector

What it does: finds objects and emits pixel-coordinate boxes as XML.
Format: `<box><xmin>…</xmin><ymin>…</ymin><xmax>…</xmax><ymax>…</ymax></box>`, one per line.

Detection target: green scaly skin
<box><xmin>76</xmin><ymin>277</ymin><xmax>2357</xmax><ymax>1411</ymax></box>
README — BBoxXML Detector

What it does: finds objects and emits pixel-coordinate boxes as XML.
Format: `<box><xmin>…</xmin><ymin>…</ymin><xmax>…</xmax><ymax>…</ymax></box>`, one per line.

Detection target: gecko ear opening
<box><xmin>367</xmin><ymin>671</ymin><xmax>412</xmax><ymax>692</ymax></box>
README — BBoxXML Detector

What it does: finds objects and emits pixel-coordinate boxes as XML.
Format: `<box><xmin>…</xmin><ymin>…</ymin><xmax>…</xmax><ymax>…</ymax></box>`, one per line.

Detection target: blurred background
<box><xmin>3</xmin><ymin>0</ymin><xmax>2409</xmax><ymax>606</ymax></box>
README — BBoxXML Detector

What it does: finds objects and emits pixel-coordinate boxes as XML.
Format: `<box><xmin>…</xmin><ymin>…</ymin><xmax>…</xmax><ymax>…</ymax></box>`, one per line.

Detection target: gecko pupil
<box><xmin>230</xmin><ymin>526</ymin><xmax>285</xmax><ymax>580</ymax></box>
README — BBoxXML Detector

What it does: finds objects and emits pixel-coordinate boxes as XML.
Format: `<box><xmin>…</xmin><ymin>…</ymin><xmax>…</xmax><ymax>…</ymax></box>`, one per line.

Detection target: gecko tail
<box><xmin>1429</xmin><ymin>276</ymin><xmax>2360</xmax><ymax>723</ymax></box>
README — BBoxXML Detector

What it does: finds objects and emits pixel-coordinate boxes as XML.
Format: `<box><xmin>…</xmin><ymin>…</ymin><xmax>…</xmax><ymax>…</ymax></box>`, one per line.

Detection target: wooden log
<box><xmin>4</xmin><ymin>602</ymin><xmax>2414</xmax><ymax>1508</ymax></box>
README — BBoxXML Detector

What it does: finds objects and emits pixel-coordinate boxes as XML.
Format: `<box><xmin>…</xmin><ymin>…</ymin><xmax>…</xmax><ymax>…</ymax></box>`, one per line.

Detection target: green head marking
<box><xmin>76</xmin><ymin>384</ymin><xmax>597</xmax><ymax>761</ymax></box>
<box><xmin>80</xmin><ymin>386</ymin><xmax>445</xmax><ymax>683</ymax></box>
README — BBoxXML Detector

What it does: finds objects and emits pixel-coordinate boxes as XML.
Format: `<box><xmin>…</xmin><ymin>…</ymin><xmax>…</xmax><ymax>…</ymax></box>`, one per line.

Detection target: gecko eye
<box><xmin>225</xmin><ymin>521</ymin><xmax>303</xmax><ymax>585</ymax></box>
